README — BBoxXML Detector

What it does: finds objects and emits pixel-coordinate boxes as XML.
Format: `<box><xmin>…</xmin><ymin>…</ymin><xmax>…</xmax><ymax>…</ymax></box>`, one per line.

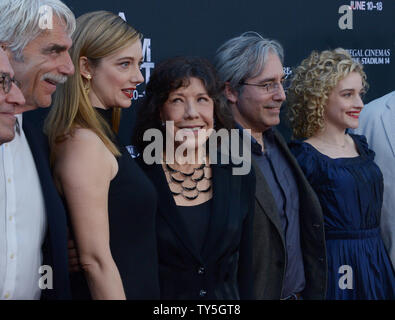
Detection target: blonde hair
<box><xmin>287</xmin><ymin>48</ymin><xmax>368</xmax><ymax>139</ymax></box>
<box><xmin>45</xmin><ymin>11</ymin><xmax>142</xmax><ymax>164</ymax></box>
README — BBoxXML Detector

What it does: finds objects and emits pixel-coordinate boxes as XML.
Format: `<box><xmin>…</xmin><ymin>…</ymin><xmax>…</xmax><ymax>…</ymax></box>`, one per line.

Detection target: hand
<box><xmin>67</xmin><ymin>229</ymin><xmax>81</xmax><ymax>273</ymax></box>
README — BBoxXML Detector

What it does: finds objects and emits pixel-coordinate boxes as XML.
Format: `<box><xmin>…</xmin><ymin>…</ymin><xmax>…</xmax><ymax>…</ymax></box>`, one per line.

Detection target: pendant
<box><xmin>191</xmin><ymin>171</ymin><xmax>204</xmax><ymax>182</ymax></box>
<box><xmin>166</xmin><ymin>163</ymin><xmax>177</xmax><ymax>172</ymax></box>
<box><xmin>170</xmin><ymin>174</ymin><xmax>184</xmax><ymax>183</ymax></box>
<box><xmin>182</xmin><ymin>183</ymin><xmax>196</xmax><ymax>191</ymax></box>
<box><xmin>180</xmin><ymin>170</ymin><xmax>194</xmax><ymax>177</ymax></box>
<box><xmin>197</xmin><ymin>185</ymin><xmax>212</xmax><ymax>193</ymax></box>
<box><xmin>183</xmin><ymin>193</ymin><xmax>199</xmax><ymax>200</ymax></box>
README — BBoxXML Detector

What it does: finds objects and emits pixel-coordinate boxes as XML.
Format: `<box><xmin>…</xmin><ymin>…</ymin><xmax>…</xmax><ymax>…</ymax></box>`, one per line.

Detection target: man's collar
<box><xmin>235</xmin><ymin>122</ymin><xmax>274</xmax><ymax>156</ymax></box>
<box><xmin>15</xmin><ymin>114</ymin><xmax>22</xmax><ymax>135</ymax></box>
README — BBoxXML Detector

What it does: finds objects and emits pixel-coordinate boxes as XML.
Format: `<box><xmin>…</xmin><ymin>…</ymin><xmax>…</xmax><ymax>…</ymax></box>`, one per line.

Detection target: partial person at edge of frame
<box><xmin>132</xmin><ymin>56</ymin><xmax>256</xmax><ymax>300</ymax></box>
<box><xmin>0</xmin><ymin>48</ymin><xmax>25</xmax><ymax>145</ymax></box>
<box><xmin>0</xmin><ymin>0</ymin><xmax>75</xmax><ymax>300</ymax></box>
<box><xmin>287</xmin><ymin>48</ymin><xmax>395</xmax><ymax>299</ymax></box>
<box><xmin>353</xmin><ymin>90</ymin><xmax>395</xmax><ymax>272</ymax></box>
<box><xmin>44</xmin><ymin>11</ymin><xmax>160</xmax><ymax>300</ymax></box>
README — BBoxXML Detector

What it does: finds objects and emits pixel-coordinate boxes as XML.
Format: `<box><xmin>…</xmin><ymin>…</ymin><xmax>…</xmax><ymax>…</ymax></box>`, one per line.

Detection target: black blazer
<box><xmin>252</xmin><ymin>129</ymin><xmax>327</xmax><ymax>299</ymax></box>
<box><xmin>23</xmin><ymin>113</ymin><xmax>71</xmax><ymax>300</ymax></box>
<box><xmin>138</xmin><ymin>158</ymin><xmax>256</xmax><ymax>300</ymax></box>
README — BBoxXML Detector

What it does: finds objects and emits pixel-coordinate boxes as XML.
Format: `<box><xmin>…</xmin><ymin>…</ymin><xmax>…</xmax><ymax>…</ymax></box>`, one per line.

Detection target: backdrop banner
<box><xmin>29</xmin><ymin>0</ymin><xmax>395</xmax><ymax>143</ymax></box>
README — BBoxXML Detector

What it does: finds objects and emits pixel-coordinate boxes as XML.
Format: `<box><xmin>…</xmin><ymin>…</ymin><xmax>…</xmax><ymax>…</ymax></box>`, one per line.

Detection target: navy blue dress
<box><xmin>289</xmin><ymin>134</ymin><xmax>395</xmax><ymax>299</ymax></box>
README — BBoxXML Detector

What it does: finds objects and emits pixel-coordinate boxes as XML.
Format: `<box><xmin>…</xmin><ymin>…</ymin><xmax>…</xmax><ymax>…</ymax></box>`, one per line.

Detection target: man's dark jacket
<box><xmin>23</xmin><ymin>111</ymin><xmax>71</xmax><ymax>299</ymax></box>
<box><xmin>251</xmin><ymin>129</ymin><xmax>327</xmax><ymax>299</ymax></box>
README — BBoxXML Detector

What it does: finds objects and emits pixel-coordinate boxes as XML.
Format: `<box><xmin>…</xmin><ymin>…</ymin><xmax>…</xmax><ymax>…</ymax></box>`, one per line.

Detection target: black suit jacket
<box><xmin>252</xmin><ymin>129</ymin><xmax>327</xmax><ymax>299</ymax></box>
<box><xmin>139</xmin><ymin>158</ymin><xmax>256</xmax><ymax>300</ymax></box>
<box><xmin>22</xmin><ymin>113</ymin><xmax>71</xmax><ymax>299</ymax></box>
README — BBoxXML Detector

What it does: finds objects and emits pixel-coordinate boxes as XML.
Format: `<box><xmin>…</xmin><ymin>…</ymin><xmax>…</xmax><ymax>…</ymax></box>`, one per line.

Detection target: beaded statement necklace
<box><xmin>165</xmin><ymin>163</ymin><xmax>212</xmax><ymax>201</ymax></box>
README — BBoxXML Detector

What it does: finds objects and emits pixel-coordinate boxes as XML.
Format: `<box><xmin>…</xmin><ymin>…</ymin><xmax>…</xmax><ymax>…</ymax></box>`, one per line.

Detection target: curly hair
<box><xmin>132</xmin><ymin>56</ymin><xmax>234</xmax><ymax>153</ymax></box>
<box><xmin>287</xmin><ymin>48</ymin><xmax>368</xmax><ymax>139</ymax></box>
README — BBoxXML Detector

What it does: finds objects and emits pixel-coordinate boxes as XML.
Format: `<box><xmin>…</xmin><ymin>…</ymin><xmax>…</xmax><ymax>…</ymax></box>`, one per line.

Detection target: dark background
<box><xmin>29</xmin><ymin>0</ymin><xmax>395</xmax><ymax>143</ymax></box>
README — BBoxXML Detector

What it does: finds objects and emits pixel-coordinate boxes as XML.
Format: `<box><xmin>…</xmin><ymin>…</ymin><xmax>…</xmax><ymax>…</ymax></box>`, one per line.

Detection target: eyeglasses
<box><xmin>239</xmin><ymin>77</ymin><xmax>290</xmax><ymax>94</ymax></box>
<box><xmin>0</xmin><ymin>72</ymin><xmax>21</xmax><ymax>94</ymax></box>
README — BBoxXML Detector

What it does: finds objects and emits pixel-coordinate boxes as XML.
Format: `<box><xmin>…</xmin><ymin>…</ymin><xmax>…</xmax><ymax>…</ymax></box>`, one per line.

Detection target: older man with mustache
<box><xmin>0</xmin><ymin>0</ymin><xmax>75</xmax><ymax>300</ymax></box>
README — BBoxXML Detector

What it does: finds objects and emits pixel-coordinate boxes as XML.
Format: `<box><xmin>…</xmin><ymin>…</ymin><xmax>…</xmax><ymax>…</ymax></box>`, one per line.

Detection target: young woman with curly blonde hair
<box><xmin>288</xmin><ymin>48</ymin><xmax>395</xmax><ymax>299</ymax></box>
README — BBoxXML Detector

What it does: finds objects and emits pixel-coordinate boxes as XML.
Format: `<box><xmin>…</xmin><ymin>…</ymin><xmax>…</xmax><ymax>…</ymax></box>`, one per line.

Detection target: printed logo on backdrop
<box><xmin>119</xmin><ymin>12</ymin><xmax>155</xmax><ymax>101</ymax></box>
<box><xmin>350</xmin><ymin>1</ymin><xmax>383</xmax><ymax>11</ymax></box>
<box><xmin>283</xmin><ymin>67</ymin><xmax>292</xmax><ymax>91</ymax></box>
<box><xmin>338</xmin><ymin>1</ymin><xmax>384</xmax><ymax>30</ymax></box>
<box><xmin>347</xmin><ymin>48</ymin><xmax>390</xmax><ymax>65</ymax></box>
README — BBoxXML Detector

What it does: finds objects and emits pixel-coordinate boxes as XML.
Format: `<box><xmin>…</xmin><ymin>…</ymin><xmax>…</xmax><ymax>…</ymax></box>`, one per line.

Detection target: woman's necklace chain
<box><xmin>165</xmin><ymin>163</ymin><xmax>212</xmax><ymax>201</ymax></box>
<box><xmin>315</xmin><ymin>136</ymin><xmax>347</xmax><ymax>148</ymax></box>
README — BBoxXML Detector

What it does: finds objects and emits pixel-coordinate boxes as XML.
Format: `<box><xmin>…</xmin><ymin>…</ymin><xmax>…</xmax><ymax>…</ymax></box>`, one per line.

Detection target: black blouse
<box><xmin>177</xmin><ymin>199</ymin><xmax>212</xmax><ymax>254</ymax></box>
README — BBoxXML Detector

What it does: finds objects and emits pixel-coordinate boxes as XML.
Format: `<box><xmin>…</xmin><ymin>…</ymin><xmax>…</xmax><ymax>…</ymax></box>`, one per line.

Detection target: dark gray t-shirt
<box><xmin>240</xmin><ymin>125</ymin><xmax>306</xmax><ymax>298</ymax></box>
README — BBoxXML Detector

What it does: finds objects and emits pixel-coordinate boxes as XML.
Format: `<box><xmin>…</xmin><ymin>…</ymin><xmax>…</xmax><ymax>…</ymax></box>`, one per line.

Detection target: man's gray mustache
<box><xmin>41</xmin><ymin>73</ymin><xmax>67</xmax><ymax>84</ymax></box>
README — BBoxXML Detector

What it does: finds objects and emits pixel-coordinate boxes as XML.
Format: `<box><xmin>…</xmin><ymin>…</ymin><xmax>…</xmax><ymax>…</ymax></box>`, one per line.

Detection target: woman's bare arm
<box><xmin>54</xmin><ymin>128</ymin><xmax>125</xmax><ymax>300</ymax></box>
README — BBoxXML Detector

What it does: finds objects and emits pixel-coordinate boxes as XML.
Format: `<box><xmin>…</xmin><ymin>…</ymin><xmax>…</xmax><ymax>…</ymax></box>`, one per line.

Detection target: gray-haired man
<box><xmin>0</xmin><ymin>0</ymin><xmax>75</xmax><ymax>299</ymax></box>
<box><xmin>215</xmin><ymin>32</ymin><xmax>327</xmax><ymax>300</ymax></box>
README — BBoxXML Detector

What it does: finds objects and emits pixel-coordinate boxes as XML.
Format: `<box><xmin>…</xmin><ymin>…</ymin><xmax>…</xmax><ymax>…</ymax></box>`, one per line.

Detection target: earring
<box><xmin>161</xmin><ymin>120</ymin><xmax>165</xmax><ymax>127</ymax></box>
<box><xmin>83</xmin><ymin>74</ymin><xmax>91</xmax><ymax>92</ymax></box>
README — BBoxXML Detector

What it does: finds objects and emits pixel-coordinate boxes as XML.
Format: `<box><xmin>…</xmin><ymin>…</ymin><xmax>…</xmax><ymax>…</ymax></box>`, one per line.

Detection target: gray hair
<box><xmin>0</xmin><ymin>0</ymin><xmax>76</xmax><ymax>60</ymax></box>
<box><xmin>215</xmin><ymin>31</ymin><xmax>284</xmax><ymax>93</ymax></box>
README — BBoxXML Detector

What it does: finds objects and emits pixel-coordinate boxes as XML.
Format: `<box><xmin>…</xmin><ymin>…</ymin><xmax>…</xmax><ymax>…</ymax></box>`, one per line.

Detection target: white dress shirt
<box><xmin>0</xmin><ymin>114</ymin><xmax>46</xmax><ymax>300</ymax></box>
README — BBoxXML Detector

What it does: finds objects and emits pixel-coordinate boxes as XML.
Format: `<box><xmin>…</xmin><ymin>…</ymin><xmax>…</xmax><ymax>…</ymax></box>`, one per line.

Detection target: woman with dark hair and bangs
<box><xmin>133</xmin><ymin>56</ymin><xmax>256</xmax><ymax>300</ymax></box>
